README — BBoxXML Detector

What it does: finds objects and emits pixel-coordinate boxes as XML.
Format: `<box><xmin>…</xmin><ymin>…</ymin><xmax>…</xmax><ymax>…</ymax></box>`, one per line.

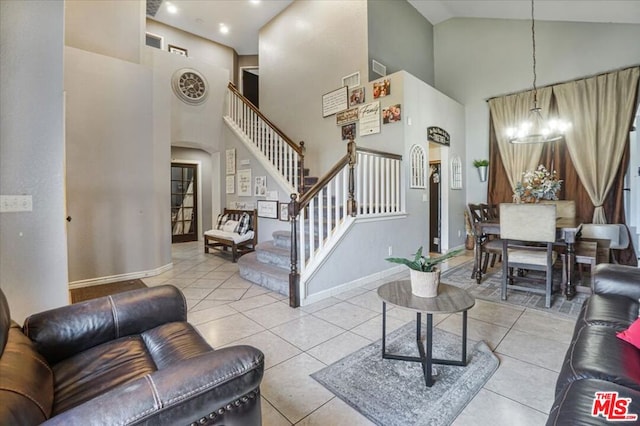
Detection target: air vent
<box><xmin>146</xmin><ymin>0</ymin><xmax>163</xmax><ymax>17</ymax></box>
<box><xmin>145</xmin><ymin>32</ymin><xmax>164</xmax><ymax>49</ymax></box>
<box><xmin>372</xmin><ymin>60</ymin><xmax>387</xmax><ymax>77</ymax></box>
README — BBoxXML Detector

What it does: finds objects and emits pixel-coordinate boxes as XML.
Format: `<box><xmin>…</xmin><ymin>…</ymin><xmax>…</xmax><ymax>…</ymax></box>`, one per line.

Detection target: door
<box><xmin>429</xmin><ymin>162</ymin><xmax>441</xmax><ymax>253</ymax></box>
<box><xmin>171</xmin><ymin>163</ymin><xmax>198</xmax><ymax>243</ymax></box>
<box><xmin>242</xmin><ymin>69</ymin><xmax>259</xmax><ymax>108</ymax></box>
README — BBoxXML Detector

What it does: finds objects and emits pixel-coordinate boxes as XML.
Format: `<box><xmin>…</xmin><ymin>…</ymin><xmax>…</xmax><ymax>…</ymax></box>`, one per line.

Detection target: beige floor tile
<box><xmin>243</xmin><ymin>301</ymin><xmax>308</xmax><ymax>329</ymax></box>
<box><xmin>202</xmin><ymin>270</ymin><xmax>237</xmax><ymax>280</ymax></box>
<box><xmin>306</xmin><ymin>331</ymin><xmax>370</xmax><ymax>365</ymax></box>
<box><xmin>229</xmin><ymin>294</ymin><xmax>280</xmax><ymax>312</ymax></box>
<box><xmin>438</xmin><ymin>315</ymin><xmax>510</xmax><ymax>351</ymax></box>
<box><xmin>512</xmin><ymin>309</ymin><xmax>576</xmax><ymax>344</ymax></box>
<box><xmin>187</xmin><ymin>304</ymin><xmax>237</xmax><ymax>325</ymax></box>
<box><xmin>297</xmin><ymin>397</ymin><xmax>376</xmax><ymax>426</ymax></box>
<box><xmin>180</xmin><ymin>287</ymin><xmax>214</xmax><ymax>300</ymax></box>
<box><xmin>300</xmin><ymin>297</ymin><xmax>342</xmax><ymax>314</ymax></box>
<box><xmin>219</xmin><ymin>279</ymin><xmax>252</xmax><ymax>289</ymax></box>
<box><xmin>222</xmin><ymin>330</ymin><xmax>301</xmax><ymax>370</ymax></box>
<box><xmin>312</xmin><ymin>301</ymin><xmax>378</xmax><ymax>330</ymax></box>
<box><xmin>485</xmin><ymin>355</ymin><xmax>558</xmax><ymax>414</ymax></box>
<box><xmin>332</xmin><ymin>287</ymin><xmax>370</xmax><ymax>301</ymax></box>
<box><xmin>188</xmin><ymin>299</ymin><xmax>231</xmax><ymax>312</ymax></box>
<box><xmin>242</xmin><ymin>285</ymin><xmax>272</xmax><ymax>298</ymax></box>
<box><xmin>216</xmin><ymin>263</ymin><xmax>240</xmax><ymax>272</ymax></box>
<box><xmin>495</xmin><ymin>329</ymin><xmax>569</xmax><ymax>372</ymax></box>
<box><xmin>345</xmin><ymin>290</ymin><xmax>385</xmax><ymax>313</ymax></box>
<box><xmin>205</xmin><ymin>288</ymin><xmax>247</xmax><ymax>301</ymax></box>
<box><xmin>452</xmin><ymin>389</ymin><xmax>548</xmax><ymax>426</ymax></box>
<box><xmin>270</xmin><ymin>316</ymin><xmax>346</xmax><ymax>351</ymax></box>
<box><xmin>141</xmin><ymin>276</ymin><xmax>168</xmax><ymax>286</ymax></box>
<box><xmin>196</xmin><ymin>313</ymin><xmax>265</xmax><ymax>347</ymax></box>
<box><xmin>161</xmin><ymin>277</ymin><xmax>197</xmax><ymax>288</ymax></box>
<box><xmin>187</xmin><ymin>278</ymin><xmax>225</xmax><ymax>289</ymax></box>
<box><xmin>261</xmin><ymin>397</ymin><xmax>292</xmax><ymax>426</ymax></box>
<box><xmin>261</xmin><ymin>353</ymin><xmax>333</xmax><ymax>424</ymax></box>
<box><xmin>467</xmin><ymin>299</ymin><xmax>524</xmax><ymax>328</ymax></box>
<box><xmin>349</xmin><ymin>313</ymin><xmax>409</xmax><ymax>342</ymax></box>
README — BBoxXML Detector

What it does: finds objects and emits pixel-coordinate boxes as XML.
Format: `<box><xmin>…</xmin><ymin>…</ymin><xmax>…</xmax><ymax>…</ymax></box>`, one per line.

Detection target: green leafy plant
<box><xmin>473</xmin><ymin>159</ymin><xmax>489</xmax><ymax>168</ymax></box>
<box><xmin>386</xmin><ymin>247</ymin><xmax>463</xmax><ymax>272</ymax></box>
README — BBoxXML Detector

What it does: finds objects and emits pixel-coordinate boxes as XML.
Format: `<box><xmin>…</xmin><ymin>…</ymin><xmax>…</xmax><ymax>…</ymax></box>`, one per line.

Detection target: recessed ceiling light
<box><xmin>250</xmin><ymin>0</ymin><xmax>261</xmax><ymax>5</ymax></box>
<box><xmin>166</xmin><ymin>2</ymin><xmax>178</xmax><ymax>14</ymax></box>
<box><xmin>219</xmin><ymin>23</ymin><xmax>229</xmax><ymax>34</ymax></box>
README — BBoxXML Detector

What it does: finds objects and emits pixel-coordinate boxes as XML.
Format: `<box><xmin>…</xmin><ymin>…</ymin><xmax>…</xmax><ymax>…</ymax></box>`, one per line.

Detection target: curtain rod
<box><xmin>485</xmin><ymin>64</ymin><xmax>640</xmax><ymax>102</ymax></box>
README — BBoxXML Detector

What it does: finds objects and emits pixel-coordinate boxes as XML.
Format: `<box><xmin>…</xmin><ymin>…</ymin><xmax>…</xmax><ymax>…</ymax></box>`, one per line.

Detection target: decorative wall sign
<box><xmin>428</xmin><ymin>126</ymin><xmax>450</xmax><ymax>146</ymax></box>
<box><xmin>254</xmin><ymin>176</ymin><xmax>267</xmax><ymax>196</ymax></box>
<box><xmin>226</xmin><ymin>175</ymin><xmax>235</xmax><ymax>194</ymax></box>
<box><xmin>257</xmin><ymin>200</ymin><xmax>278</xmax><ymax>219</ymax></box>
<box><xmin>225</xmin><ymin>149</ymin><xmax>236</xmax><ymax>175</ymax></box>
<box><xmin>358</xmin><ymin>101</ymin><xmax>381</xmax><ymax>136</ymax></box>
<box><xmin>230</xmin><ymin>201</ymin><xmax>255</xmax><ymax>210</ymax></box>
<box><xmin>279</xmin><ymin>203</ymin><xmax>290</xmax><ymax>221</ymax></box>
<box><xmin>322</xmin><ymin>86</ymin><xmax>349</xmax><ymax>117</ymax></box>
<box><xmin>237</xmin><ymin>169</ymin><xmax>251</xmax><ymax>196</ymax></box>
<box><xmin>336</xmin><ymin>107</ymin><xmax>359</xmax><ymax>125</ymax></box>
<box><xmin>168</xmin><ymin>44</ymin><xmax>188</xmax><ymax>56</ymax></box>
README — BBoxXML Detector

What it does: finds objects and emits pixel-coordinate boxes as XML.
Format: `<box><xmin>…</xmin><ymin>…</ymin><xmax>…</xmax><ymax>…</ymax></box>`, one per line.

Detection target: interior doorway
<box><xmin>171</xmin><ymin>163</ymin><xmax>198</xmax><ymax>243</ymax></box>
<box><xmin>429</xmin><ymin>162</ymin><xmax>442</xmax><ymax>253</ymax></box>
<box><xmin>241</xmin><ymin>67</ymin><xmax>259</xmax><ymax>108</ymax></box>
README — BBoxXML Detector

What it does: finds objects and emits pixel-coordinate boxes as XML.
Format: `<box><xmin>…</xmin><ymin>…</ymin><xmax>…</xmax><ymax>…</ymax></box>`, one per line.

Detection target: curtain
<box><xmin>487</xmin><ymin>87</ymin><xmax>553</xmax><ymax>190</ymax></box>
<box><xmin>553</xmin><ymin>67</ymin><xmax>640</xmax><ymax>223</ymax></box>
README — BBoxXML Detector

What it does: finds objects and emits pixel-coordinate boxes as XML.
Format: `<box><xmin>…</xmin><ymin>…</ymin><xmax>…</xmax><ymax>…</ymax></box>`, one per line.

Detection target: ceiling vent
<box><xmin>372</xmin><ymin>60</ymin><xmax>387</xmax><ymax>77</ymax></box>
<box><xmin>146</xmin><ymin>0</ymin><xmax>163</xmax><ymax>17</ymax></box>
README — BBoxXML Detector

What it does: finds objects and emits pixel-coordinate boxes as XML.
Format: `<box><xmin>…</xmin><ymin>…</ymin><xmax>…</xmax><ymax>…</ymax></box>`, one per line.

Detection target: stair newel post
<box><xmin>288</xmin><ymin>193</ymin><xmax>301</xmax><ymax>308</ymax></box>
<box><xmin>298</xmin><ymin>141</ymin><xmax>305</xmax><ymax>195</ymax></box>
<box><xmin>347</xmin><ymin>137</ymin><xmax>358</xmax><ymax>217</ymax></box>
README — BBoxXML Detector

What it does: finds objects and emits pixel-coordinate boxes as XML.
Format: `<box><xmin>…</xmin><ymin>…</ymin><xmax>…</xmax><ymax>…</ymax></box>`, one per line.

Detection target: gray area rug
<box><xmin>440</xmin><ymin>260</ymin><xmax>588</xmax><ymax>318</ymax></box>
<box><xmin>312</xmin><ymin>322</ymin><xmax>499</xmax><ymax>426</ymax></box>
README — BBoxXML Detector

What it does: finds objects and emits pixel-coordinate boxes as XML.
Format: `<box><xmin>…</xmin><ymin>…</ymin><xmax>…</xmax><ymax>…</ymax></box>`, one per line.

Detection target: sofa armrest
<box><xmin>592</xmin><ymin>263</ymin><xmax>640</xmax><ymax>301</ymax></box>
<box><xmin>41</xmin><ymin>345</ymin><xmax>264</xmax><ymax>426</ymax></box>
<box><xmin>23</xmin><ymin>285</ymin><xmax>187</xmax><ymax>365</ymax></box>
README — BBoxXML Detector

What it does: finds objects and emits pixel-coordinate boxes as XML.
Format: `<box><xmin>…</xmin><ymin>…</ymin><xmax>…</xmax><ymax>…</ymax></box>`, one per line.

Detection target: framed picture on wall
<box><xmin>237</xmin><ymin>169</ymin><xmax>252</xmax><ymax>196</ymax></box>
<box><xmin>279</xmin><ymin>203</ymin><xmax>289</xmax><ymax>221</ymax></box>
<box><xmin>257</xmin><ymin>200</ymin><xmax>278</xmax><ymax>219</ymax></box>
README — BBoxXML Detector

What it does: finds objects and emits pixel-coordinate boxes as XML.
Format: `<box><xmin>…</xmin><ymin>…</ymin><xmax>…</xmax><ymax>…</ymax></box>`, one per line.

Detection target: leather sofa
<box><xmin>0</xmin><ymin>285</ymin><xmax>264</xmax><ymax>425</ymax></box>
<box><xmin>547</xmin><ymin>264</ymin><xmax>640</xmax><ymax>425</ymax></box>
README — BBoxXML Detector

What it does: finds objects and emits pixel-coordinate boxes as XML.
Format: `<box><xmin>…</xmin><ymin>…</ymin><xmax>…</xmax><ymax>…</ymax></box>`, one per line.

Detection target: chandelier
<box><xmin>507</xmin><ymin>0</ymin><xmax>570</xmax><ymax>144</ymax></box>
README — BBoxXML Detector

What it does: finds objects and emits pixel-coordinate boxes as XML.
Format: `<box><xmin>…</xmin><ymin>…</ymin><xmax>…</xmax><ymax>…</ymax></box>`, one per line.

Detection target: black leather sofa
<box><xmin>0</xmin><ymin>285</ymin><xmax>264</xmax><ymax>425</ymax></box>
<box><xmin>547</xmin><ymin>264</ymin><xmax>640</xmax><ymax>425</ymax></box>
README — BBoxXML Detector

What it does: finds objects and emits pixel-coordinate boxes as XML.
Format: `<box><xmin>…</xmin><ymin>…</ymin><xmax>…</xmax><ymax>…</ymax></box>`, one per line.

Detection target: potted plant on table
<box><xmin>386</xmin><ymin>247</ymin><xmax>463</xmax><ymax>298</ymax></box>
<box><xmin>473</xmin><ymin>159</ymin><xmax>489</xmax><ymax>182</ymax></box>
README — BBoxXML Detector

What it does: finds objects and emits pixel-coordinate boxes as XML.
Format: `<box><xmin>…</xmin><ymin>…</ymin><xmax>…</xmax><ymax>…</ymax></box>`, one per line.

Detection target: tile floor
<box><xmin>143</xmin><ymin>242</ymin><xmax>576</xmax><ymax>426</ymax></box>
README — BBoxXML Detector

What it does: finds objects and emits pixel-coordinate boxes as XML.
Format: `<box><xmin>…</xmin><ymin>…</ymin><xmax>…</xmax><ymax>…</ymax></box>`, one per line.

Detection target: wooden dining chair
<box><xmin>540</xmin><ymin>200</ymin><xmax>576</xmax><ymax>219</ymax></box>
<box><xmin>467</xmin><ymin>203</ymin><xmax>502</xmax><ymax>276</ymax></box>
<box><xmin>500</xmin><ymin>203</ymin><xmax>558</xmax><ymax>308</ymax></box>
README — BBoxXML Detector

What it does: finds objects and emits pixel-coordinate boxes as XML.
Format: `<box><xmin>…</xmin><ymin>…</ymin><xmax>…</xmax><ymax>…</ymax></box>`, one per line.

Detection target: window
<box><xmin>410</xmin><ymin>144</ymin><xmax>426</xmax><ymax>188</ymax></box>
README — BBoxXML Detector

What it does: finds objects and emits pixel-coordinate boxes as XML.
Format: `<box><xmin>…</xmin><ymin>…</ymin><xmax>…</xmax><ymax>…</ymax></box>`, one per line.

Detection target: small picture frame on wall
<box><xmin>279</xmin><ymin>203</ymin><xmax>289</xmax><ymax>221</ymax></box>
<box><xmin>168</xmin><ymin>44</ymin><xmax>188</xmax><ymax>57</ymax></box>
<box><xmin>257</xmin><ymin>200</ymin><xmax>278</xmax><ymax>219</ymax></box>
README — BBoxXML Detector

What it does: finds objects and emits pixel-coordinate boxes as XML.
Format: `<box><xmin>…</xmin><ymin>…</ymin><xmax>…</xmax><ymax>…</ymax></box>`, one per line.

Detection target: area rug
<box><xmin>311</xmin><ymin>322</ymin><xmax>498</xmax><ymax>426</ymax></box>
<box><xmin>439</xmin><ymin>260</ymin><xmax>588</xmax><ymax>318</ymax></box>
<box><xmin>70</xmin><ymin>279</ymin><xmax>147</xmax><ymax>303</ymax></box>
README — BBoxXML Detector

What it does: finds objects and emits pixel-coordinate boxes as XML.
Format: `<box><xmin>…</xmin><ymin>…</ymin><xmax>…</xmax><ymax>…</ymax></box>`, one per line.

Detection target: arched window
<box><xmin>410</xmin><ymin>144</ymin><xmax>426</xmax><ymax>188</ymax></box>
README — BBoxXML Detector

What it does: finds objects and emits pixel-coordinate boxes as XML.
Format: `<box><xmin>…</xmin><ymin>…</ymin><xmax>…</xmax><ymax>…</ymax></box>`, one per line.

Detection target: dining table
<box><xmin>474</xmin><ymin>217</ymin><xmax>582</xmax><ymax>300</ymax></box>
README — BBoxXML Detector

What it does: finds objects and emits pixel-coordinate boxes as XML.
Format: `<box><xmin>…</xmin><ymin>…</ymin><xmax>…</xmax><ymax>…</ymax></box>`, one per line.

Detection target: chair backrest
<box><xmin>580</xmin><ymin>224</ymin><xmax>620</xmax><ymax>248</ymax></box>
<box><xmin>540</xmin><ymin>200</ymin><xmax>576</xmax><ymax>219</ymax></box>
<box><xmin>500</xmin><ymin>203</ymin><xmax>557</xmax><ymax>243</ymax></box>
<box><xmin>616</xmin><ymin>224</ymin><xmax>630</xmax><ymax>250</ymax></box>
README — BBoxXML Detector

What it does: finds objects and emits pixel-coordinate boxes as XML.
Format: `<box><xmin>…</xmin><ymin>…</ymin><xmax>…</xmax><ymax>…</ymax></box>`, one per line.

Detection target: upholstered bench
<box><xmin>204</xmin><ymin>209</ymin><xmax>257</xmax><ymax>262</ymax></box>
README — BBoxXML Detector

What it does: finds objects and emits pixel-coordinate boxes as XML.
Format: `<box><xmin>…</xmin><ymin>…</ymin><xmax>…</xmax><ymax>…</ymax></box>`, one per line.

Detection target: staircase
<box><xmin>238</xmin><ymin>231</ymin><xmax>291</xmax><ymax>295</ymax></box>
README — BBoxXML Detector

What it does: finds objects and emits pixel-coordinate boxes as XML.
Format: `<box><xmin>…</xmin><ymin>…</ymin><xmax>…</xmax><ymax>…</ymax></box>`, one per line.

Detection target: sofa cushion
<box><xmin>0</xmin><ymin>322</ymin><xmax>54</xmax><ymax>424</ymax></box>
<box><xmin>140</xmin><ymin>322</ymin><xmax>212</xmax><ymax>369</ymax></box>
<box><xmin>556</xmin><ymin>324</ymin><xmax>640</xmax><ymax>396</ymax></box>
<box><xmin>204</xmin><ymin>229</ymin><xmax>255</xmax><ymax>244</ymax></box>
<box><xmin>222</xmin><ymin>220</ymin><xmax>240</xmax><ymax>233</ymax></box>
<box><xmin>237</xmin><ymin>212</ymin><xmax>251</xmax><ymax>235</ymax></box>
<box><xmin>52</xmin><ymin>335</ymin><xmax>156</xmax><ymax>415</ymax></box>
<box><xmin>216</xmin><ymin>213</ymin><xmax>229</xmax><ymax>230</ymax></box>
<box><xmin>547</xmin><ymin>379</ymin><xmax>640</xmax><ymax>425</ymax></box>
<box><xmin>579</xmin><ymin>293</ymin><xmax>639</xmax><ymax>331</ymax></box>
<box><xmin>618</xmin><ymin>318</ymin><xmax>640</xmax><ymax>350</ymax></box>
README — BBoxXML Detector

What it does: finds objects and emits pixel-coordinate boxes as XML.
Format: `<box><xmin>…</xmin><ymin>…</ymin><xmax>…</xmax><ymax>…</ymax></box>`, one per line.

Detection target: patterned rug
<box><xmin>439</xmin><ymin>260</ymin><xmax>588</xmax><ymax>318</ymax></box>
<box><xmin>312</xmin><ymin>322</ymin><xmax>499</xmax><ymax>426</ymax></box>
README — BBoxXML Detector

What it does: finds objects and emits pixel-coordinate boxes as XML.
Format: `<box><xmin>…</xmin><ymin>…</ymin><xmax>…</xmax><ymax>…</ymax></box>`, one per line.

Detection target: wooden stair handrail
<box><xmin>228</xmin><ymin>83</ymin><xmax>304</xmax><ymax>157</ymax></box>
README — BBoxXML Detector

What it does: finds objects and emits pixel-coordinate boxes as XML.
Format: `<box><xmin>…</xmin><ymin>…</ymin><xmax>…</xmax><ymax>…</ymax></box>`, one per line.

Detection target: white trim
<box><xmin>301</xmin><ymin>265</ymin><xmax>405</xmax><ymax>306</ymax></box>
<box><xmin>172</xmin><ymin>159</ymin><xmax>203</xmax><ymax>241</ymax></box>
<box><xmin>68</xmin><ymin>263</ymin><xmax>173</xmax><ymax>289</ymax></box>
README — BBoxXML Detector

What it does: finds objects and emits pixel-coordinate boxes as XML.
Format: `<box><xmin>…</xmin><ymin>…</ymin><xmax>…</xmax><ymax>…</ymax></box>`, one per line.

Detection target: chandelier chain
<box><xmin>531</xmin><ymin>0</ymin><xmax>537</xmax><ymax>105</ymax></box>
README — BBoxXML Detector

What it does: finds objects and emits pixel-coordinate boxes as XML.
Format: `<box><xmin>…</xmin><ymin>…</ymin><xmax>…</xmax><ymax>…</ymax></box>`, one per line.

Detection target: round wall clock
<box><xmin>172</xmin><ymin>68</ymin><xmax>208</xmax><ymax>105</ymax></box>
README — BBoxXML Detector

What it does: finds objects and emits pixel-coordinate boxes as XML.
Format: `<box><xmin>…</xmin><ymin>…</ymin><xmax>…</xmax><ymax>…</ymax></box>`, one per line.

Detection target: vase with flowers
<box><xmin>513</xmin><ymin>165</ymin><xmax>562</xmax><ymax>203</ymax></box>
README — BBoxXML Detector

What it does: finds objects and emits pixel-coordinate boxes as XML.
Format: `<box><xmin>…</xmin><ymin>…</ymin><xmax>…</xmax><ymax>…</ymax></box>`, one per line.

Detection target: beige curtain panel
<box><xmin>488</xmin><ymin>87</ymin><xmax>553</xmax><ymax>190</ymax></box>
<box><xmin>554</xmin><ymin>67</ymin><xmax>640</xmax><ymax>223</ymax></box>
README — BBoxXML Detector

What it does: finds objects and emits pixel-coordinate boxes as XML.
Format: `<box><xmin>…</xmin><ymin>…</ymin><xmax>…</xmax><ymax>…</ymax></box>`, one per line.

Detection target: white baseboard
<box><xmin>300</xmin><ymin>265</ymin><xmax>405</xmax><ymax>306</ymax></box>
<box><xmin>68</xmin><ymin>263</ymin><xmax>173</xmax><ymax>289</ymax></box>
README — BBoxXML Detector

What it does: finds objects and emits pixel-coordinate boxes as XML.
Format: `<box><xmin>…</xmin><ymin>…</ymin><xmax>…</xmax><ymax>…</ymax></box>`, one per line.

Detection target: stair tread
<box><xmin>257</xmin><ymin>241</ymin><xmax>290</xmax><ymax>256</ymax></box>
<box><xmin>238</xmin><ymin>252</ymin><xmax>289</xmax><ymax>276</ymax></box>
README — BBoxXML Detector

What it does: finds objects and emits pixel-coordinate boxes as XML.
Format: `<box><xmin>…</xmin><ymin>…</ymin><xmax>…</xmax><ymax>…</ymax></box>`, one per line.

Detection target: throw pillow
<box><xmin>237</xmin><ymin>212</ymin><xmax>251</xmax><ymax>235</ymax></box>
<box><xmin>216</xmin><ymin>214</ymin><xmax>228</xmax><ymax>230</ymax></box>
<box><xmin>222</xmin><ymin>220</ymin><xmax>239</xmax><ymax>233</ymax></box>
<box><xmin>616</xmin><ymin>317</ymin><xmax>640</xmax><ymax>350</ymax></box>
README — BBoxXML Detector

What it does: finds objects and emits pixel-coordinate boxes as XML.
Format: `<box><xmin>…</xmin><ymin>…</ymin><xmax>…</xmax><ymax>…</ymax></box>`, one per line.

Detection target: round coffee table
<box><xmin>377</xmin><ymin>280</ymin><xmax>475</xmax><ymax>387</ymax></box>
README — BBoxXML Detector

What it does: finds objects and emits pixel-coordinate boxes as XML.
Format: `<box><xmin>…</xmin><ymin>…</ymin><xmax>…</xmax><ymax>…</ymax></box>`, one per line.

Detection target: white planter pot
<box><xmin>410</xmin><ymin>269</ymin><xmax>440</xmax><ymax>298</ymax></box>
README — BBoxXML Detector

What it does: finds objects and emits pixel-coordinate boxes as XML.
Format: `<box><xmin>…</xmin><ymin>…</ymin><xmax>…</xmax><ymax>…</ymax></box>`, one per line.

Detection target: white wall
<box><xmin>0</xmin><ymin>0</ymin><xmax>69</xmax><ymax>322</ymax></box>
<box><xmin>434</xmin><ymin>18</ymin><xmax>640</xmax><ymax>203</ymax></box>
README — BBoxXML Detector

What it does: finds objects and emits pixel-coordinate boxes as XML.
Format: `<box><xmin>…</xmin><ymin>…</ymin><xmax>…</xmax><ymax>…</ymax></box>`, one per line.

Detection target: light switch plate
<box><xmin>0</xmin><ymin>195</ymin><xmax>33</xmax><ymax>212</ymax></box>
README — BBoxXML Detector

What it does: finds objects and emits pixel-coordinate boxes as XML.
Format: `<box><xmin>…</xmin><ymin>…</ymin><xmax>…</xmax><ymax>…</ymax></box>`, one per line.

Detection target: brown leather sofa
<box><xmin>0</xmin><ymin>285</ymin><xmax>264</xmax><ymax>425</ymax></box>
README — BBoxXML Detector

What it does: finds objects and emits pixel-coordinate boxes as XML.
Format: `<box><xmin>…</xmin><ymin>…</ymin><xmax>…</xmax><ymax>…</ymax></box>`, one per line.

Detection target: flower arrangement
<box><xmin>513</xmin><ymin>165</ymin><xmax>562</xmax><ymax>203</ymax></box>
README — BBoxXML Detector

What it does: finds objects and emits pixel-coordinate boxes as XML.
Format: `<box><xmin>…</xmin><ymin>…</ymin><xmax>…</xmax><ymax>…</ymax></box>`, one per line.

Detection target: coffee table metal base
<box><xmin>381</xmin><ymin>302</ymin><xmax>468</xmax><ymax>387</ymax></box>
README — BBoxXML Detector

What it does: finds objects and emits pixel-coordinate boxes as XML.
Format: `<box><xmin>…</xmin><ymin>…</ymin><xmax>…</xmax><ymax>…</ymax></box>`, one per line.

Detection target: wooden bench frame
<box><xmin>204</xmin><ymin>209</ymin><xmax>258</xmax><ymax>262</ymax></box>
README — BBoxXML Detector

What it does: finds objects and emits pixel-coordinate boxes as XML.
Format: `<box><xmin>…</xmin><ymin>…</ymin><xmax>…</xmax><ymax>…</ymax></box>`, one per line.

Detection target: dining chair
<box><xmin>580</xmin><ymin>223</ymin><xmax>630</xmax><ymax>263</ymax></box>
<box><xmin>540</xmin><ymin>200</ymin><xmax>576</xmax><ymax>219</ymax></box>
<box><xmin>467</xmin><ymin>203</ymin><xmax>503</xmax><ymax>276</ymax></box>
<box><xmin>500</xmin><ymin>203</ymin><xmax>558</xmax><ymax>308</ymax></box>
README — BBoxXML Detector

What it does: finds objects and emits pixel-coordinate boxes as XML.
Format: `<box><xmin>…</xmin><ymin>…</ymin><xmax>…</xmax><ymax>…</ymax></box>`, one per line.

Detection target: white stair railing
<box><xmin>356</xmin><ymin>148</ymin><xmax>403</xmax><ymax>216</ymax></box>
<box><xmin>227</xmin><ymin>83</ymin><xmax>305</xmax><ymax>193</ymax></box>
